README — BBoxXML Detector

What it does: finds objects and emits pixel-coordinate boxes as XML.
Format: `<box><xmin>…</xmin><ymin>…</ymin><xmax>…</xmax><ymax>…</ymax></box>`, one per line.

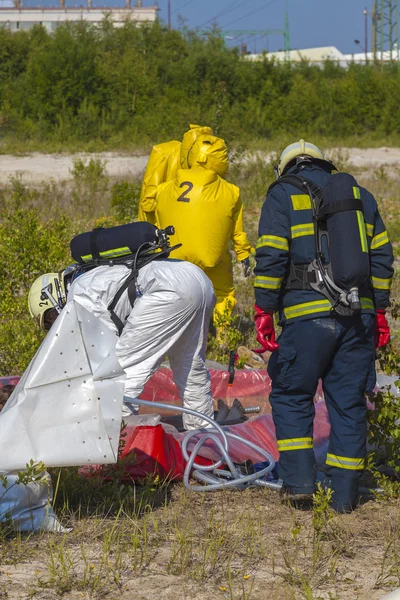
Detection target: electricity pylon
<box><xmin>373</xmin><ymin>0</ymin><xmax>399</xmax><ymax>60</ymax></box>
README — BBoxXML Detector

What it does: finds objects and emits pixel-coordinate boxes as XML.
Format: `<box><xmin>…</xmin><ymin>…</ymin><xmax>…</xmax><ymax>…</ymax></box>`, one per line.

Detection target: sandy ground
<box><xmin>1</xmin><ymin>147</ymin><xmax>400</xmax><ymax>183</ymax></box>
<box><xmin>0</xmin><ymin>152</ymin><xmax>149</xmax><ymax>183</ymax></box>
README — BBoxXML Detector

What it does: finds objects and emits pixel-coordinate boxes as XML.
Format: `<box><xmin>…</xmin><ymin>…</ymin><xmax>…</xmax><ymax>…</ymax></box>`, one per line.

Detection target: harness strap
<box><xmin>89</xmin><ymin>227</ymin><xmax>103</xmax><ymax>260</ymax></box>
<box><xmin>268</xmin><ymin>174</ymin><xmax>322</xmax><ymax>197</ymax></box>
<box><xmin>107</xmin><ymin>268</ymin><xmax>138</xmax><ymax>336</ymax></box>
<box><xmin>285</xmin><ymin>263</ymin><xmax>317</xmax><ymax>290</ymax></box>
<box><xmin>74</xmin><ymin>244</ymin><xmax>182</xmax><ymax>337</ymax></box>
<box><xmin>318</xmin><ymin>198</ymin><xmax>363</xmax><ymax>219</ymax></box>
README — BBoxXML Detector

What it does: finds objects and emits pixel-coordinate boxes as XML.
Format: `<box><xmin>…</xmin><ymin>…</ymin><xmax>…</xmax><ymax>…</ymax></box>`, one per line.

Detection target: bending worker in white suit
<box><xmin>29</xmin><ymin>252</ymin><xmax>215</xmax><ymax>431</ymax></box>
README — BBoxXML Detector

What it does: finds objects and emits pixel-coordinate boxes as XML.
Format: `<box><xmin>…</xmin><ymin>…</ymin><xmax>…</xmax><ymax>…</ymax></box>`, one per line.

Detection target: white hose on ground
<box><xmin>127</xmin><ymin>398</ymin><xmax>281</xmax><ymax>492</ymax></box>
<box><xmin>125</xmin><ymin>399</ymin><xmax>384</xmax><ymax>496</ymax></box>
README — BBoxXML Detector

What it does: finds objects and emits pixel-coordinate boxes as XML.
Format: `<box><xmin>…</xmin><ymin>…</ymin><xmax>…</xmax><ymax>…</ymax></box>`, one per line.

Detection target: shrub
<box><xmin>110</xmin><ymin>181</ymin><xmax>140</xmax><ymax>223</ymax></box>
<box><xmin>0</xmin><ymin>185</ymin><xmax>72</xmax><ymax>375</ymax></box>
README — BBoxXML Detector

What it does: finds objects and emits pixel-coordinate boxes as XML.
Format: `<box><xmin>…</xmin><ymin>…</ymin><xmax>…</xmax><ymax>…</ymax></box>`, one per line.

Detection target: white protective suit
<box><xmin>68</xmin><ymin>259</ymin><xmax>215</xmax><ymax>430</ymax></box>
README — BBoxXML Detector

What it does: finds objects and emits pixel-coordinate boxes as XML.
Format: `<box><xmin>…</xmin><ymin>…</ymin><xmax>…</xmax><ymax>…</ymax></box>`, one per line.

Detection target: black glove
<box><xmin>241</xmin><ymin>257</ymin><xmax>251</xmax><ymax>277</ymax></box>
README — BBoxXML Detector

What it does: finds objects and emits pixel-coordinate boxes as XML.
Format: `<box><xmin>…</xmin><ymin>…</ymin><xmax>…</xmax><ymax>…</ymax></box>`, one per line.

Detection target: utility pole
<box><xmin>372</xmin><ymin>2</ymin><xmax>378</xmax><ymax>59</ymax></box>
<box><xmin>284</xmin><ymin>2</ymin><xmax>290</xmax><ymax>61</ymax></box>
<box><xmin>284</xmin><ymin>0</ymin><xmax>290</xmax><ymax>61</ymax></box>
<box><xmin>168</xmin><ymin>0</ymin><xmax>171</xmax><ymax>31</ymax></box>
<box><xmin>364</xmin><ymin>7</ymin><xmax>368</xmax><ymax>60</ymax></box>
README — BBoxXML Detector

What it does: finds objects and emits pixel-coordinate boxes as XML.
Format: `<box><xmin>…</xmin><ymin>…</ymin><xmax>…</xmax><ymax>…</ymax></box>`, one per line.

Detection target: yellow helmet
<box><xmin>188</xmin><ymin>134</ymin><xmax>229</xmax><ymax>178</ymax></box>
<box><xmin>180</xmin><ymin>124</ymin><xmax>213</xmax><ymax>169</ymax></box>
<box><xmin>276</xmin><ymin>139</ymin><xmax>324</xmax><ymax>177</ymax></box>
<box><xmin>28</xmin><ymin>272</ymin><xmax>66</xmax><ymax>331</ymax></box>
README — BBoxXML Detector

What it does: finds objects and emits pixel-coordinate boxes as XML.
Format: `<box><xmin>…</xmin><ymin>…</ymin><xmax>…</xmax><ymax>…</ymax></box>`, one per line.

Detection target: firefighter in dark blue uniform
<box><xmin>254</xmin><ymin>140</ymin><xmax>394</xmax><ymax>512</ymax></box>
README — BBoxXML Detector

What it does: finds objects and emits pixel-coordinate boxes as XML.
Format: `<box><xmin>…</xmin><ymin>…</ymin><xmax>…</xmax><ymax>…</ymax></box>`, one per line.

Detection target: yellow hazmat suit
<box><xmin>138</xmin><ymin>124</ymin><xmax>213</xmax><ymax>224</ymax></box>
<box><xmin>147</xmin><ymin>134</ymin><xmax>252</xmax><ymax>318</ymax></box>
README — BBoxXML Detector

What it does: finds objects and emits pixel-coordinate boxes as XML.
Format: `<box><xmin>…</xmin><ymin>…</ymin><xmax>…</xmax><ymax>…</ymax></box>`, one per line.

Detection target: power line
<box><xmin>197</xmin><ymin>0</ymin><xmax>249</xmax><ymax>29</ymax></box>
<box><xmin>172</xmin><ymin>0</ymin><xmax>197</xmax><ymax>16</ymax></box>
<box><xmin>223</xmin><ymin>0</ymin><xmax>278</xmax><ymax>28</ymax></box>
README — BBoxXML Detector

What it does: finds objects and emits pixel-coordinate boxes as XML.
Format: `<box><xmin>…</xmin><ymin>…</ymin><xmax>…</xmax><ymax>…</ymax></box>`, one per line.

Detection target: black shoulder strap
<box><xmin>270</xmin><ymin>173</ymin><xmax>364</xmax><ymax>220</ymax></box>
<box><xmin>268</xmin><ymin>174</ymin><xmax>323</xmax><ymax>198</ymax></box>
<box><xmin>89</xmin><ymin>227</ymin><xmax>103</xmax><ymax>260</ymax></box>
<box><xmin>97</xmin><ymin>244</ymin><xmax>182</xmax><ymax>336</ymax></box>
<box><xmin>107</xmin><ymin>268</ymin><xmax>138</xmax><ymax>335</ymax></box>
<box><xmin>318</xmin><ymin>198</ymin><xmax>364</xmax><ymax>219</ymax></box>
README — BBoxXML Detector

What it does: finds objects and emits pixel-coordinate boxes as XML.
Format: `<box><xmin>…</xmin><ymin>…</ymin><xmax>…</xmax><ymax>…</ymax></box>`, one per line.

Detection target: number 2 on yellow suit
<box><xmin>154</xmin><ymin>168</ymin><xmax>251</xmax><ymax>324</ymax></box>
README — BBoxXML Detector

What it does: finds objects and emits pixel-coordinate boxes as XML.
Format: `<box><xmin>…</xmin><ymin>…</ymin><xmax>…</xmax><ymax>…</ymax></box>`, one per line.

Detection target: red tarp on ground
<box><xmin>139</xmin><ymin>367</ymin><xmax>324</xmax><ymax>414</ymax></box>
<box><xmin>0</xmin><ymin>371</ymin><xmax>329</xmax><ymax>481</ymax></box>
<box><xmin>0</xmin><ymin>376</ymin><xmax>20</xmax><ymax>388</ymax></box>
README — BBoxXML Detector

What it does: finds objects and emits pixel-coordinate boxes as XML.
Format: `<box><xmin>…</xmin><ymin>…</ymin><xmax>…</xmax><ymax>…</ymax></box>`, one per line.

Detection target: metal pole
<box><xmin>372</xmin><ymin>2</ymin><xmax>377</xmax><ymax>60</ymax></box>
<box><xmin>284</xmin><ymin>0</ymin><xmax>290</xmax><ymax>61</ymax></box>
<box><xmin>168</xmin><ymin>0</ymin><xmax>171</xmax><ymax>30</ymax></box>
<box><xmin>364</xmin><ymin>7</ymin><xmax>368</xmax><ymax>61</ymax></box>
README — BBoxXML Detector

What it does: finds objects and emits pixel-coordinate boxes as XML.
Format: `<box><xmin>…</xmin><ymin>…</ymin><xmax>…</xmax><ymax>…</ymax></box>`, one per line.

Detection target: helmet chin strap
<box><xmin>41</xmin><ymin>279</ymin><xmax>65</xmax><ymax>314</ymax></box>
<box><xmin>282</xmin><ymin>155</ymin><xmax>313</xmax><ymax>177</ymax></box>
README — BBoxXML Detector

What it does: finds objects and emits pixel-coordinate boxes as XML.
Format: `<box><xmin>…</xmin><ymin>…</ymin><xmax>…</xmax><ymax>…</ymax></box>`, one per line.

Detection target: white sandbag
<box><xmin>0</xmin><ymin>472</ymin><xmax>70</xmax><ymax>533</ymax></box>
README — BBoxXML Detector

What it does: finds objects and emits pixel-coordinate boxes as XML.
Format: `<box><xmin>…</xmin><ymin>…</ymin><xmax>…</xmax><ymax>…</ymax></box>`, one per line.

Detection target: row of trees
<box><xmin>1</xmin><ymin>20</ymin><xmax>400</xmax><ymax>148</ymax></box>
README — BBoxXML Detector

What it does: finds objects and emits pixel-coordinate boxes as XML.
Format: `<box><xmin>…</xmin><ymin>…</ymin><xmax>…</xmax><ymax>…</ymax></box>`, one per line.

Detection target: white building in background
<box><xmin>0</xmin><ymin>0</ymin><xmax>157</xmax><ymax>32</ymax></box>
<box><xmin>245</xmin><ymin>45</ymin><xmax>400</xmax><ymax>66</ymax></box>
<box><xmin>245</xmin><ymin>46</ymin><xmax>344</xmax><ymax>64</ymax></box>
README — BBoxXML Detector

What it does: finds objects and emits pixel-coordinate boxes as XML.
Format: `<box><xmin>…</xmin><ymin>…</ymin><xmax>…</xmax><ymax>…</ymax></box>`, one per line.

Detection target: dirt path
<box><xmin>1</xmin><ymin>147</ymin><xmax>399</xmax><ymax>184</ymax></box>
<box><xmin>0</xmin><ymin>152</ymin><xmax>149</xmax><ymax>183</ymax></box>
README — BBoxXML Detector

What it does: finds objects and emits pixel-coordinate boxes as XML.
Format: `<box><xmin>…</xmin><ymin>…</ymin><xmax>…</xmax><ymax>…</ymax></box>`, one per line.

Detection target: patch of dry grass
<box><xmin>0</xmin><ymin>483</ymin><xmax>399</xmax><ymax>600</ymax></box>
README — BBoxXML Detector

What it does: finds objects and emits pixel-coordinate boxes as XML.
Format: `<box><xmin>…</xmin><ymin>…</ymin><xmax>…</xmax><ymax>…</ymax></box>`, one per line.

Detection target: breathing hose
<box><xmin>125</xmin><ymin>398</ymin><xmax>382</xmax><ymax>497</ymax></box>
<box><xmin>125</xmin><ymin>398</ymin><xmax>281</xmax><ymax>492</ymax></box>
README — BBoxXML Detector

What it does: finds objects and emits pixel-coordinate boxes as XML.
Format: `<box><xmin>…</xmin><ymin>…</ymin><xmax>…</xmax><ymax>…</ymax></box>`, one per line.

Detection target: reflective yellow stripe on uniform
<box><xmin>254</xmin><ymin>275</ymin><xmax>284</xmax><ymax>290</ymax></box>
<box><xmin>365</xmin><ymin>223</ymin><xmax>374</xmax><ymax>237</ymax></box>
<box><xmin>284</xmin><ymin>299</ymin><xmax>332</xmax><ymax>320</ymax></box>
<box><xmin>371</xmin><ymin>231</ymin><xmax>390</xmax><ymax>250</ymax></box>
<box><xmin>278</xmin><ymin>437</ymin><xmax>313</xmax><ymax>452</ymax></box>
<box><xmin>256</xmin><ymin>235</ymin><xmax>289</xmax><ymax>251</ymax></box>
<box><xmin>291</xmin><ymin>223</ymin><xmax>314</xmax><ymax>239</ymax></box>
<box><xmin>361</xmin><ymin>297</ymin><xmax>375</xmax><ymax>310</ymax></box>
<box><xmin>356</xmin><ymin>211</ymin><xmax>368</xmax><ymax>253</ymax></box>
<box><xmin>326</xmin><ymin>453</ymin><xmax>364</xmax><ymax>470</ymax></box>
<box><xmin>284</xmin><ymin>297</ymin><xmax>375</xmax><ymax>320</ymax></box>
<box><xmin>372</xmin><ymin>276</ymin><xmax>393</xmax><ymax>290</ymax></box>
<box><xmin>81</xmin><ymin>246</ymin><xmax>131</xmax><ymax>261</ymax></box>
<box><xmin>353</xmin><ymin>186</ymin><xmax>361</xmax><ymax>200</ymax></box>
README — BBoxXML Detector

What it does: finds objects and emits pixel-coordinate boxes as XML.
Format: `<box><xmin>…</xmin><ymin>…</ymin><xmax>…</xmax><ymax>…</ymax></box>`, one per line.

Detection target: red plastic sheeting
<box><xmin>140</xmin><ymin>367</ymin><xmax>324</xmax><ymax>414</ymax></box>
<box><xmin>0</xmin><ymin>376</ymin><xmax>20</xmax><ymax>388</ymax></box>
<box><xmin>1</xmin><ymin>368</ymin><xmax>325</xmax><ymax>412</ymax></box>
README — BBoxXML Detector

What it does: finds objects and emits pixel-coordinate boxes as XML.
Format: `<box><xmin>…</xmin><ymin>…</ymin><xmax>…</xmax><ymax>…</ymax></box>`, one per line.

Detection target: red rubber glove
<box><xmin>375</xmin><ymin>309</ymin><xmax>390</xmax><ymax>349</ymax></box>
<box><xmin>254</xmin><ymin>304</ymin><xmax>279</xmax><ymax>352</ymax></box>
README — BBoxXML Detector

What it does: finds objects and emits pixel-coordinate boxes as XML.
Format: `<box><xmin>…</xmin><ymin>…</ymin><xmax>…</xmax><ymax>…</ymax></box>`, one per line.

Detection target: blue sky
<box><xmin>19</xmin><ymin>0</ymin><xmax>390</xmax><ymax>55</ymax></box>
<box><xmin>156</xmin><ymin>0</ymin><xmax>383</xmax><ymax>55</ymax></box>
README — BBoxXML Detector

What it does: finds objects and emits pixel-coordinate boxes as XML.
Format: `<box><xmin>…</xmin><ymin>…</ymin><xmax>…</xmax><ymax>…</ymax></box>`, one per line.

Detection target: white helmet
<box><xmin>28</xmin><ymin>272</ymin><xmax>66</xmax><ymax>330</ymax></box>
<box><xmin>276</xmin><ymin>139</ymin><xmax>324</xmax><ymax>177</ymax></box>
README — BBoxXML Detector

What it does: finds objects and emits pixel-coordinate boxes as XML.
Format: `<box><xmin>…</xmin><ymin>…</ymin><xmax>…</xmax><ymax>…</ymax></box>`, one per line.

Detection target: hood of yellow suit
<box><xmin>180</xmin><ymin>124</ymin><xmax>213</xmax><ymax>169</ymax></box>
<box><xmin>186</xmin><ymin>134</ymin><xmax>229</xmax><ymax>178</ymax></box>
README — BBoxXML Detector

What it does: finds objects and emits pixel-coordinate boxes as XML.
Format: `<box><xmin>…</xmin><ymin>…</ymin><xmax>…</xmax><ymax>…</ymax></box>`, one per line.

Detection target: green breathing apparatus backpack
<box><xmin>269</xmin><ymin>170</ymin><xmax>371</xmax><ymax>316</ymax></box>
<box><xmin>69</xmin><ymin>222</ymin><xmax>179</xmax><ymax>334</ymax></box>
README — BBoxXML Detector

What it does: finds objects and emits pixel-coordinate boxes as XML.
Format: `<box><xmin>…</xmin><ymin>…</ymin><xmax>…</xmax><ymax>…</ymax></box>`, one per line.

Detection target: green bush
<box><xmin>71</xmin><ymin>157</ymin><xmax>109</xmax><ymax>217</ymax></box>
<box><xmin>110</xmin><ymin>181</ymin><xmax>140</xmax><ymax>223</ymax></box>
<box><xmin>2</xmin><ymin>22</ymin><xmax>400</xmax><ymax>149</ymax></box>
<box><xmin>0</xmin><ymin>182</ymin><xmax>72</xmax><ymax>375</ymax></box>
